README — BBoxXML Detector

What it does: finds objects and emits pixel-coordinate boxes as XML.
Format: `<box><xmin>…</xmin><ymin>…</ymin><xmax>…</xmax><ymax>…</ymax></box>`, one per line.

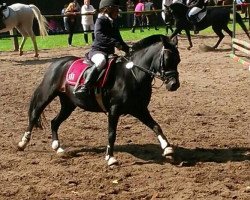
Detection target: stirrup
<box><xmin>74</xmin><ymin>85</ymin><xmax>89</xmax><ymax>95</ymax></box>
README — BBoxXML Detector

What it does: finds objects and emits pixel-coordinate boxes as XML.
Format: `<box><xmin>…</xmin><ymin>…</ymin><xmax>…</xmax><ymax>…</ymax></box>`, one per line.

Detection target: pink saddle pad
<box><xmin>66</xmin><ymin>59</ymin><xmax>89</xmax><ymax>86</ymax></box>
<box><xmin>66</xmin><ymin>58</ymin><xmax>115</xmax><ymax>87</ymax></box>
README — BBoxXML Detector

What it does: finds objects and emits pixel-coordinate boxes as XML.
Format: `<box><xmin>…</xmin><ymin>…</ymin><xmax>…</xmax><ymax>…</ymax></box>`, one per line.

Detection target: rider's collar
<box><xmin>98</xmin><ymin>13</ymin><xmax>113</xmax><ymax>23</ymax></box>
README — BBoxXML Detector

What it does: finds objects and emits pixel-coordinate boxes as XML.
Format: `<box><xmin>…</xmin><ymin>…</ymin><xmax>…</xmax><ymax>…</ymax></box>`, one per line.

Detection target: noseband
<box><xmin>158</xmin><ymin>47</ymin><xmax>179</xmax><ymax>82</ymax></box>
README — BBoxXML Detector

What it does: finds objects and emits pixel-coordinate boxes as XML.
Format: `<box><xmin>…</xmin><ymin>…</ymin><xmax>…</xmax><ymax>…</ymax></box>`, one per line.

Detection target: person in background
<box><xmin>131</xmin><ymin>0</ymin><xmax>145</xmax><ymax>33</ymax></box>
<box><xmin>0</xmin><ymin>2</ymin><xmax>7</xmax><ymax>29</ymax></box>
<box><xmin>126</xmin><ymin>0</ymin><xmax>135</xmax><ymax>28</ymax></box>
<box><xmin>65</xmin><ymin>2</ymin><xmax>80</xmax><ymax>46</ymax></box>
<box><xmin>144</xmin><ymin>0</ymin><xmax>158</xmax><ymax>30</ymax></box>
<box><xmin>73</xmin><ymin>0</ymin><xmax>81</xmax><ymax>12</ymax></box>
<box><xmin>75</xmin><ymin>0</ymin><xmax>130</xmax><ymax>94</ymax></box>
<box><xmin>81</xmin><ymin>0</ymin><xmax>96</xmax><ymax>44</ymax></box>
<box><xmin>61</xmin><ymin>4</ymin><xmax>69</xmax><ymax>31</ymax></box>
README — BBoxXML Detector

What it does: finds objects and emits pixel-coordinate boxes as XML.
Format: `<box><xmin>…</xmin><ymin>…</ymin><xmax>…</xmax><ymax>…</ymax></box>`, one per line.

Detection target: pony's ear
<box><xmin>171</xmin><ymin>36</ymin><xmax>178</xmax><ymax>47</ymax></box>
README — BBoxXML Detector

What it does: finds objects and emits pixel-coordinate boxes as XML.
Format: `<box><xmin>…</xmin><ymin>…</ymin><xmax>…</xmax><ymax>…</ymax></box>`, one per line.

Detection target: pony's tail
<box><xmin>234</xmin><ymin>12</ymin><xmax>250</xmax><ymax>40</ymax></box>
<box><xmin>29</xmin><ymin>4</ymin><xmax>48</xmax><ymax>37</ymax></box>
<box><xmin>28</xmin><ymin>86</ymin><xmax>44</xmax><ymax>129</ymax></box>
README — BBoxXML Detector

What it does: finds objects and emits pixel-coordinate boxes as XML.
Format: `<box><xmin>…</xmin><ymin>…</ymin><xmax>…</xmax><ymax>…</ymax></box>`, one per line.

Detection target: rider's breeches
<box><xmin>91</xmin><ymin>53</ymin><xmax>106</xmax><ymax>71</ymax></box>
<box><xmin>188</xmin><ymin>7</ymin><xmax>202</xmax><ymax>17</ymax></box>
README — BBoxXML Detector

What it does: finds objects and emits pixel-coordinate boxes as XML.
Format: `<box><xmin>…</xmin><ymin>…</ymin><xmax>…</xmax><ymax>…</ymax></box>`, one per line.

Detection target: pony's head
<box><xmin>130</xmin><ymin>34</ymin><xmax>180</xmax><ymax>91</ymax></box>
<box><xmin>160</xmin><ymin>35</ymin><xmax>180</xmax><ymax>91</ymax></box>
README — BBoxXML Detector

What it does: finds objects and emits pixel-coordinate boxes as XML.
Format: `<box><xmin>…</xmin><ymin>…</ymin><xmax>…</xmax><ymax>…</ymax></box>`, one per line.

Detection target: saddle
<box><xmin>66</xmin><ymin>55</ymin><xmax>118</xmax><ymax>91</ymax></box>
<box><xmin>187</xmin><ymin>7</ymin><xmax>207</xmax><ymax>23</ymax></box>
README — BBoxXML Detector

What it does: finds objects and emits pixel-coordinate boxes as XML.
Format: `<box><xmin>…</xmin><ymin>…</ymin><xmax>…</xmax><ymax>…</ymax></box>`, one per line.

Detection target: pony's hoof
<box><xmin>17</xmin><ymin>141</ymin><xmax>27</xmax><ymax>151</ymax></box>
<box><xmin>105</xmin><ymin>156</ymin><xmax>118</xmax><ymax>166</ymax></box>
<box><xmin>56</xmin><ymin>148</ymin><xmax>70</xmax><ymax>158</ymax></box>
<box><xmin>34</xmin><ymin>53</ymin><xmax>39</xmax><ymax>57</ymax></box>
<box><xmin>19</xmin><ymin>51</ymin><xmax>23</xmax><ymax>56</ymax></box>
<box><xmin>163</xmin><ymin>146</ymin><xmax>174</xmax><ymax>156</ymax></box>
<box><xmin>163</xmin><ymin>146</ymin><xmax>175</xmax><ymax>164</ymax></box>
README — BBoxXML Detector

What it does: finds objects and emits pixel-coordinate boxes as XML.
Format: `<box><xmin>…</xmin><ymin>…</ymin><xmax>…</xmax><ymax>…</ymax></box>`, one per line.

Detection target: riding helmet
<box><xmin>99</xmin><ymin>0</ymin><xmax>119</xmax><ymax>10</ymax></box>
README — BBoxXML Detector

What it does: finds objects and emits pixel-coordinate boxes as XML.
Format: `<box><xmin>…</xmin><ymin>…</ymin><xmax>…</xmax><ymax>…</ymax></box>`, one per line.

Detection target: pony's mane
<box><xmin>132</xmin><ymin>34</ymin><xmax>170</xmax><ymax>51</ymax></box>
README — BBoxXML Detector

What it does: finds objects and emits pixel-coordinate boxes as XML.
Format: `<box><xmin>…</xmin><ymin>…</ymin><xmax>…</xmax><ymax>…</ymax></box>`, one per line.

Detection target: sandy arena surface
<box><xmin>0</xmin><ymin>34</ymin><xmax>249</xmax><ymax>200</ymax></box>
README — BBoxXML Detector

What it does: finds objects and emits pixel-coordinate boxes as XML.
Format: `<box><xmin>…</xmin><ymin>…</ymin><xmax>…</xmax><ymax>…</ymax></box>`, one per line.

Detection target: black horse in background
<box><xmin>17</xmin><ymin>35</ymin><xmax>181</xmax><ymax>166</ymax></box>
<box><xmin>169</xmin><ymin>2</ymin><xmax>250</xmax><ymax>50</ymax></box>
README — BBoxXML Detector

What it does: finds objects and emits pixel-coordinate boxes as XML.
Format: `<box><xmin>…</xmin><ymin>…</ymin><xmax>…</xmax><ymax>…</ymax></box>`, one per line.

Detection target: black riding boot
<box><xmin>189</xmin><ymin>15</ymin><xmax>199</xmax><ymax>34</ymax></box>
<box><xmin>74</xmin><ymin>66</ymin><xmax>100</xmax><ymax>94</ymax></box>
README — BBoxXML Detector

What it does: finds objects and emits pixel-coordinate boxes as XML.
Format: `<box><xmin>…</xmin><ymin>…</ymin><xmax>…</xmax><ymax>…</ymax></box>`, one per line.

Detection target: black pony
<box><xmin>169</xmin><ymin>2</ymin><xmax>250</xmax><ymax>50</ymax></box>
<box><xmin>17</xmin><ymin>35</ymin><xmax>181</xmax><ymax>166</ymax></box>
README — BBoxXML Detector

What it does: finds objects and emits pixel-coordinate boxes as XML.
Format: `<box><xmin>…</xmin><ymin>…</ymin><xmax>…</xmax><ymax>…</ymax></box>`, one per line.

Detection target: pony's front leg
<box><xmin>132</xmin><ymin>109</ymin><xmax>174</xmax><ymax>162</ymax></box>
<box><xmin>30</xmin><ymin>34</ymin><xmax>39</xmax><ymax>57</ymax></box>
<box><xmin>19</xmin><ymin>36</ymin><xmax>27</xmax><ymax>56</ymax></box>
<box><xmin>170</xmin><ymin>29</ymin><xmax>179</xmax><ymax>41</ymax></box>
<box><xmin>51</xmin><ymin>98</ymin><xmax>76</xmax><ymax>156</ymax></box>
<box><xmin>185</xmin><ymin>30</ymin><xmax>193</xmax><ymax>50</ymax></box>
<box><xmin>18</xmin><ymin>131</ymin><xmax>31</xmax><ymax>150</ymax></box>
<box><xmin>105</xmin><ymin>112</ymin><xmax>120</xmax><ymax>166</ymax></box>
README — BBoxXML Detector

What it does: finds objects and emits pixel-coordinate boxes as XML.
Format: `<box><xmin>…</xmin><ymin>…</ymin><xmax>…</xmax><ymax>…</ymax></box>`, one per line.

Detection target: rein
<box><xmin>125</xmin><ymin>47</ymin><xmax>178</xmax><ymax>83</ymax></box>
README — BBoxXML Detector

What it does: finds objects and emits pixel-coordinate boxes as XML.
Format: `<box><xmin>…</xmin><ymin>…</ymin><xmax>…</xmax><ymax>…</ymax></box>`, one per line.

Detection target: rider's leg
<box><xmin>74</xmin><ymin>53</ymin><xmax>106</xmax><ymax>94</ymax></box>
<box><xmin>188</xmin><ymin>7</ymin><xmax>202</xmax><ymax>34</ymax></box>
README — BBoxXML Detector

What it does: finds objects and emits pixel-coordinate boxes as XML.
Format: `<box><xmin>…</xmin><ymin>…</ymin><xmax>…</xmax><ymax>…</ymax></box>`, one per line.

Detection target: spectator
<box><xmin>126</xmin><ymin>0</ymin><xmax>135</xmax><ymax>28</ymax></box>
<box><xmin>65</xmin><ymin>2</ymin><xmax>80</xmax><ymax>46</ymax></box>
<box><xmin>144</xmin><ymin>0</ymin><xmax>158</xmax><ymax>30</ymax></box>
<box><xmin>81</xmin><ymin>0</ymin><xmax>96</xmax><ymax>44</ymax></box>
<box><xmin>61</xmin><ymin>4</ymin><xmax>69</xmax><ymax>31</ymax></box>
<box><xmin>73</xmin><ymin>0</ymin><xmax>81</xmax><ymax>12</ymax></box>
<box><xmin>131</xmin><ymin>0</ymin><xmax>144</xmax><ymax>33</ymax></box>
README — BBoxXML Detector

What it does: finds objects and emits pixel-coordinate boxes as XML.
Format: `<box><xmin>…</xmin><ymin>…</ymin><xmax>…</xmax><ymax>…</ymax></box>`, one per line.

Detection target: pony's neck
<box><xmin>130</xmin><ymin>46</ymin><xmax>159</xmax><ymax>82</ymax></box>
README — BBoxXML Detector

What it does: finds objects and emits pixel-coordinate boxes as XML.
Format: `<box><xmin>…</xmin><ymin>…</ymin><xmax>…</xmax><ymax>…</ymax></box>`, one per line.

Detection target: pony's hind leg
<box><xmin>51</xmin><ymin>95</ymin><xmax>76</xmax><ymax>155</ymax></box>
<box><xmin>19</xmin><ymin>36</ymin><xmax>27</xmax><ymax>56</ymax></box>
<box><xmin>18</xmin><ymin>84</ymin><xmax>57</xmax><ymax>151</ymax></box>
<box><xmin>131</xmin><ymin>109</ymin><xmax>174</xmax><ymax>162</ymax></box>
<box><xmin>16</xmin><ymin>25</ymin><xmax>38</xmax><ymax>57</ymax></box>
<box><xmin>223</xmin><ymin>26</ymin><xmax>233</xmax><ymax>38</ymax></box>
<box><xmin>212</xmin><ymin>26</ymin><xmax>225</xmax><ymax>49</ymax></box>
<box><xmin>30</xmin><ymin>34</ymin><xmax>39</xmax><ymax>57</ymax></box>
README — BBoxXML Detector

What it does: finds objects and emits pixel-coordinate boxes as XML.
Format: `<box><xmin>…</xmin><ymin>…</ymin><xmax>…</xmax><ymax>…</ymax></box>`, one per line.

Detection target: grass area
<box><xmin>0</xmin><ymin>22</ymin><xmax>248</xmax><ymax>52</ymax></box>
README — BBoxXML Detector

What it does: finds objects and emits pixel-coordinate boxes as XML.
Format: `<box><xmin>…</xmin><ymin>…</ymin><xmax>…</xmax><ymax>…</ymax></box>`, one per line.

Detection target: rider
<box><xmin>75</xmin><ymin>0</ymin><xmax>130</xmax><ymax>94</ymax></box>
<box><xmin>0</xmin><ymin>2</ymin><xmax>7</xmax><ymax>29</ymax></box>
<box><xmin>186</xmin><ymin>0</ymin><xmax>206</xmax><ymax>34</ymax></box>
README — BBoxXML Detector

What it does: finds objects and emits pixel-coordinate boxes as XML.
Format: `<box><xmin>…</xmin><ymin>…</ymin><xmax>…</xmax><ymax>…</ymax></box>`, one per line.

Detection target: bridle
<box><xmin>159</xmin><ymin>47</ymin><xmax>179</xmax><ymax>83</ymax></box>
<box><xmin>125</xmin><ymin>46</ymin><xmax>179</xmax><ymax>83</ymax></box>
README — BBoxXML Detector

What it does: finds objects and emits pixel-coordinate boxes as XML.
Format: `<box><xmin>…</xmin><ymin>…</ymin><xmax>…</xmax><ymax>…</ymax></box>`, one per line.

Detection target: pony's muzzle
<box><xmin>163</xmin><ymin>71</ymin><xmax>180</xmax><ymax>91</ymax></box>
<box><xmin>165</xmin><ymin>76</ymin><xmax>180</xmax><ymax>91</ymax></box>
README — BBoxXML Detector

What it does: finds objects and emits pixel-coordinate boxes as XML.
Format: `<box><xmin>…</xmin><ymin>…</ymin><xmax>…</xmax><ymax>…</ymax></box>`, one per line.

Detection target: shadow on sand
<box><xmin>65</xmin><ymin>143</ymin><xmax>250</xmax><ymax>166</ymax></box>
